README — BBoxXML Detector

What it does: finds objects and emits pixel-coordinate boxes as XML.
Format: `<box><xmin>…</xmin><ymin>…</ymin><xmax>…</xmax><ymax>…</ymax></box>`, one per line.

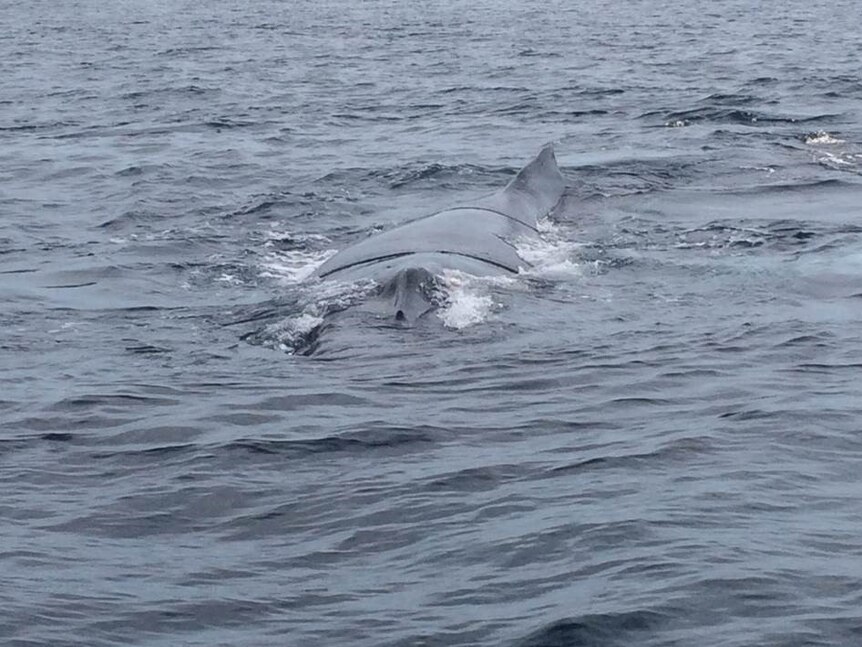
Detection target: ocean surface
<box><xmin>2</xmin><ymin>0</ymin><xmax>862</xmax><ymax>645</ymax></box>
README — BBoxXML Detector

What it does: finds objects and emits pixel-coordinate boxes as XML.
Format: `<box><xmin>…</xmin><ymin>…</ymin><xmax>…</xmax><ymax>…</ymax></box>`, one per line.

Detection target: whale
<box><xmin>314</xmin><ymin>144</ymin><xmax>566</xmax><ymax>323</ymax></box>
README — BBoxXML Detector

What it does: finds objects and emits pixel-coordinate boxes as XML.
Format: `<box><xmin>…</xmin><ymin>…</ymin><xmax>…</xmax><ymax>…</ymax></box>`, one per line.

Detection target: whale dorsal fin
<box><xmin>470</xmin><ymin>143</ymin><xmax>565</xmax><ymax>228</ymax></box>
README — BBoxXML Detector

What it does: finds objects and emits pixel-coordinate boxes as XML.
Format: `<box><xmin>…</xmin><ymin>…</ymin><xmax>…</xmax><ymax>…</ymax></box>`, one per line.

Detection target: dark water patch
<box><xmin>799</xmin><ymin>238</ymin><xmax>861</xmax><ymax>257</ymax></box>
<box><xmin>223</xmin><ymin>426</ymin><xmax>442</xmax><ymax>459</ymax></box>
<box><xmin>225</xmin><ymin>298</ymin><xmax>299</xmax><ymax>328</ymax></box>
<box><xmin>46</xmin><ymin>393</ymin><xmax>179</xmax><ymax>411</ymax></box>
<box><xmin>516</xmin><ymin>610</ymin><xmax>672</xmax><ymax>647</ymax></box>
<box><xmin>539</xmin><ymin>108</ymin><xmax>610</xmax><ymax>120</ymax></box>
<box><xmin>158</xmin><ymin>46</ymin><xmax>223</xmax><ymax>56</ymax></box>
<box><xmin>254</xmin><ymin>392</ymin><xmax>368</xmax><ymax>410</ymax></box>
<box><xmin>493</xmin><ymin>99</ymin><xmax>541</xmax><ymax>116</ymax></box>
<box><xmin>370</xmin><ymin>162</ymin><xmax>495</xmax><ymax>190</ymax></box>
<box><xmin>260</xmin><ymin>230</ymin><xmax>332</xmax><ymax>252</ymax></box>
<box><xmin>94</xmin><ymin>598</ymin><xmax>278</xmax><ymax>636</ymax></box>
<box><xmin>213</xmin><ymin>493</ymin><xmax>419</xmax><ymax>543</ymax></box>
<box><xmin>207</xmin><ymin>412</ymin><xmax>282</xmax><ymax>426</ymax></box>
<box><xmin>549</xmin><ymin>452</ymin><xmax>656</xmax><ymax>475</ymax></box>
<box><xmin>204</xmin><ymin>118</ymin><xmax>258</xmax><ymax>130</ymax></box>
<box><xmin>518</xmin><ymin>48</ymin><xmax>561</xmax><ymax>58</ymax></box>
<box><xmin>675</xmin><ymin>221</ymin><xmax>817</xmax><ymax>251</ymax></box>
<box><xmin>614</xmin><ymin>212</ymin><xmax>847</xmax><ymax>259</ymax></box>
<box><xmin>0</xmin><ymin>121</ymin><xmax>76</xmax><ymax>132</ymax></box>
<box><xmin>606</xmin><ymin>396</ymin><xmax>674</xmax><ymax>407</ymax></box>
<box><xmin>793</xmin><ymin>362</ymin><xmax>862</xmax><ymax>373</ymax></box>
<box><xmin>98</xmin><ymin>209</ymin><xmax>165</xmax><ymax>231</ymax></box>
<box><xmin>102</xmin><ymin>305</ymin><xmax>178</xmax><ymax>313</ymax></box>
<box><xmin>576</xmin><ymin>156</ymin><xmax>706</xmax><ymax>196</ymax></box>
<box><xmin>330</xmin><ymin>109</ymin><xmax>410</xmax><ymax>123</ymax></box>
<box><xmin>125</xmin><ymin>343</ymin><xmax>172</xmax><ymax>354</ymax></box>
<box><xmin>658</xmin><ymin>368</ymin><xmax>724</xmax><ymax>379</ymax></box>
<box><xmin>227</xmin><ymin>195</ymin><xmax>292</xmax><ymax>219</ymax></box>
<box><xmin>384</xmin><ymin>627</ymin><xmax>501</xmax><ymax>647</ymax></box>
<box><xmin>646</xmin><ymin>106</ymin><xmax>836</xmax><ymax>128</ymax></box>
<box><xmin>426</xmin><ymin>463</ymin><xmax>528</xmax><ymax>492</ymax></box>
<box><xmin>179</xmin><ymin>566</ymin><xmax>257</xmax><ymax>586</ymax></box>
<box><xmin>772</xmin><ymin>332</ymin><xmax>835</xmax><ymax>348</ymax></box>
<box><xmin>700</xmin><ymin>92</ymin><xmax>762</xmax><ymax>106</ymax></box>
<box><xmin>236</xmin><ymin>308</ymin><xmax>343</xmax><ymax>357</ymax></box>
<box><xmin>718</xmin><ymin>408</ymin><xmax>777</xmax><ymax>421</ymax></box>
<box><xmin>44</xmin><ymin>510</ymin><xmax>190</xmax><ymax>538</ymax></box>
<box><xmin>336</xmin><ymin>523</ymin><xmax>434</xmax><ymax>554</ymax></box>
<box><xmin>803</xmin><ymin>617</ymin><xmax>862</xmax><ymax>646</ymax></box>
<box><xmin>114</xmin><ymin>163</ymin><xmax>172</xmax><ymax>177</ymax></box>
<box><xmin>120</xmin><ymin>84</ymin><xmax>221</xmax><ymax>101</ymax></box>
<box><xmin>41</xmin><ymin>432</ymin><xmax>74</xmax><ymax>442</ymax></box>
<box><xmin>0</xmin><ymin>264</ymin><xmax>36</xmax><ymax>274</ymax></box>
<box><xmin>9</xmin><ymin>414</ymin><xmax>142</xmax><ymax>433</ymax></box>
<box><xmin>91</xmin><ymin>443</ymin><xmax>198</xmax><ymax>460</ymax></box>
<box><xmin>577</xmin><ymin>87</ymin><xmax>625</xmax><ymax>97</ymax></box>
<box><xmin>548</xmin><ymin>435</ymin><xmax>712</xmax><ymax>478</ymax></box>
<box><xmin>44</xmin><ymin>280</ymin><xmax>98</xmax><ymax>288</ymax></box>
<box><xmin>764</xmin><ymin>220</ymin><xmax>819</xmax><ymax>240</ymax></box>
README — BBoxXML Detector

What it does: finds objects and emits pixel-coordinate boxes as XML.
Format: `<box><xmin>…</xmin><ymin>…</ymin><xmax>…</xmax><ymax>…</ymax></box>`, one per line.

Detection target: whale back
<box><xmin>314</xmin><ymin>144</ymin><xmax>565</xmax><ymax>281</ymax></box>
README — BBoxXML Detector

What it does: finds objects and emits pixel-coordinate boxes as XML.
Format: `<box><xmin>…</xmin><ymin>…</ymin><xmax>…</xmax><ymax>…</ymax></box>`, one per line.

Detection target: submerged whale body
<box><xmin>314</xmin><ymin>144</ymin><xmax>566</xmax><ymax>323</ymax></box>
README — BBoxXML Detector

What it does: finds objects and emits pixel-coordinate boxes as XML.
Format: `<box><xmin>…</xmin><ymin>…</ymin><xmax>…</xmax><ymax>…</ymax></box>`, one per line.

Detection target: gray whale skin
<box><xmin>314</xmin><ymin>144</ymin><xmax>565</xmax><ymax>323</ymax></box>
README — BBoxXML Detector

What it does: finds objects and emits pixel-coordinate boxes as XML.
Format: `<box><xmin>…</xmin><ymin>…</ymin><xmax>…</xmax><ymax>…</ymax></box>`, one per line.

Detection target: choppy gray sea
<box><xmin>2</xmin><ymin>0</ymin><xmax>862</xmax><ymax>645</ymax></box>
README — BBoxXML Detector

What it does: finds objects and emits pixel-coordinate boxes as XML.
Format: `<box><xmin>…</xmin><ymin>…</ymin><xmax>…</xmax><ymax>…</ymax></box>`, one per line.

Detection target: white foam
<box><xmin>258</xmin><ymin>277</ymin><xmax>377</xmax><ymax>352</ymax></box>
<box><xmin>314</xmin><ymin>276</ymin><xmax>377</xmax><ymax>306</ymax></box>
<box><xmin>740</xmin><ymin>165</ymin><xmax>776</xmax><ymax>174</ymax></box>
<box><xmin>262</xmin><ymin>313</ymin><xmax>325</xmax><ymax>353</ymax></box>
<box><xmin>805</xmin><ymin>131</ymin><xmax>844</xmax><ymax>145</ymax></box>
<box><xmin>517</xmin><ymin>218</ymin><xmax>584</xmax><ymax>279</ymax></box>
<box><xmin>433</xmin><ymin>218</ymin><xmax>588</xmax><ymax>328</ymax></box>
<box><xmin>215</xmin><ymin>273</ymin><xmax>242</xmax><ymax>285</ymax></box>
<box><xmin>441</xmin><ymin>268</ymin><xmax>517</xmax><ymax>290</ymax></box>
<box><xmin>816</xmin><ymin>150</ymin><xmax>855</xmax><ymax>169</ymax></box>
<box><xmin>259</xmin><ymin>249</ymin><xmax>335</xmax><ymax>285</ymax></box>
<box><xmin>436</xmin><ymin>272</ymin><xmax>496</xmax><ymax>329</ymax></box>
<box><xmin>258</xmin><ymin>225</ymin><xmax>337</xmax><ymax>284</ymax></box>
<box><xmin>264</xmin><ymin>229</ymin><xmax>331</xmax><ymax>244</ymax></box>
<box><xmin>48</xmin><ymin>321</ymin><xmax>83</xmax><ymax>334</ymax></box>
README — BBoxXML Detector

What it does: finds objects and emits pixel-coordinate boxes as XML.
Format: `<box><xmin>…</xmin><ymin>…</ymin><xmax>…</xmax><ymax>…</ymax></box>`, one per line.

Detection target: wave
<box><xmin>643</xmin><ymin>106</ymin><xmax>837</xmax><ymax>128</ymax></box>
<box><xmin>369</xmin><ymin>161</ymin><xmax>494</xmax><ymax>189</ymax></box>
<box><xmin>516</xmin><ymin>610</ymin><xmax>670</xmax><ymax>647</ymax></box>
<box><xmin>224</xmin><ymin>429</ymin><xmax>436</xmax><ymax>458</ymax></box>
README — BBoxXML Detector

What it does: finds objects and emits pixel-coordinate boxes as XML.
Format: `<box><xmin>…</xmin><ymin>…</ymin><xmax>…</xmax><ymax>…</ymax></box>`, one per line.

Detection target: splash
<box><xmin>517</xmin><ymin>217</ymin><xmax>584</xmax><ymax>278</ymax></box>
<box><xmin>263</xmin><ymin>312</ymin><xmax>326</xmax><ymax>353</ymax></box>
<box><xmin>815</xmin><ymin>150</ymin><xmax>858</xmax><ymax>171</ymax></box>
<box><xmin>805</xmin><ymin>130</ymin><xmax>844</xmax><ymax>145</ymax></box>
<box><xmin>247</xmin><ymin>278</ymin><xmax>377</xmax><ymax>353</ymax></box>
<box><xmin>215</xmin><ymin>272</ymin><xmax>242</xmax><ymax>285</ymax></box>
<box><xmin>740</xmin><ymin>165</ymin><xmax>776</xmax><ymax>174</ymax></box>
<box><xmin>434</xmin><ymin>218</ymin><xmax>587</xmax><ymax>328</ymax></box>
<box><xmin>436</xmin><ymin>288</ymin><xmax>494</xmax><ymax>329</ymax></box>
<box><xmin>259</xmin><ymin>248</ymin><xmax>335</xmax><ymax>284</ymax></box>
<box><xmin>436</xmin><ymin>271</ymin><xmax>501</xmax><ymax>329</ymax></box>
<box><xmin>258</xmin><ymin>227</ymin><xmax>336</xmax><ymax>285</ymax></box>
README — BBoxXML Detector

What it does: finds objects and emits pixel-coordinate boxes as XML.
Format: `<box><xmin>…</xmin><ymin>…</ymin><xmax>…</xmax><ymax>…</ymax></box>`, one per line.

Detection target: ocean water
<box><xmin>2</xmin><ymin>0</ymin><xmax>862</xmax><ymax>645</ymax></box>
